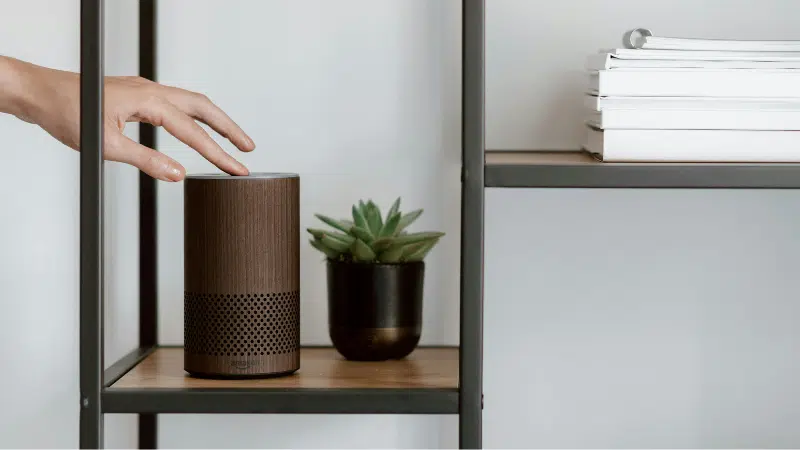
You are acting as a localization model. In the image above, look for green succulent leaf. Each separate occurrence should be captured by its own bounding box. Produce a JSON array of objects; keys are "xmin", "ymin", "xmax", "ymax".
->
[
  {"xmin": 378, "ymin": 245, "xmax": 405, "ymax": 263},
  {"xmin": 367, "ymin": 199, "xmax": 381, "ymax": 217},
  {"xmin": 352, "ymin": 205, "xmax": 369, "ymax": 231},
  {"xmin": 402, "ymin": 239, "xmax": 439, "ymax": 262},
  {"xmin": 315, "ymin": 214, "xmax": 352, "ymax": 234},
  {"xmin": 351, "ymin": 238, "xmax": 376, "ymax": 262},
  {"xmin": 339, "ymin": 219, "xmax": 355, "ymax": 228},
  {"xmin": 371, "ymin": 236, "xmax": 395, "ymax": 252},
  {"xmin": 379, "ymin": 212, "xmax": 401, "ymax": 237},
  {"xmin": 365, "ymin": 201, "xmax": 383, "ymax": 236},
  {"xmin": 391, "ymin": 231, "xmax": 445, "ymax": 247},
  {"xmin": 309, "ymin": 238, "xmax": 340, "ymax": 259},
  {"xmin": 306, "ymin": 227, "xmax": 326, "ymax": 239},
  {"xmin": 385, "ymin": 197, "xmax": 401, "ymax": 223},
  {"xmin": 401, "ymin": 241, "xmax": 427, "ymax": 257},
  {"xmin": 320, "ymin": 235, "xmax": 352, "ymax": 253},
  {"xmin": 350, "ymin": 226, "xmax": 374, "ymax": 244},
  {"xmin": 330, "ymin": 233, "xmax": 356, "ymax": 245},
  {"xmin": 396, "ymin": 209, "xmax": 423, "ymax": 233},
  {"xmin": 307, "ymin": 228, "xmax": 354, "ymax": 245}
]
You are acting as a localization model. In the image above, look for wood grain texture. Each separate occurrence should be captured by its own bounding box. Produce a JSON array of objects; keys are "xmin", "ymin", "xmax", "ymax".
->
[
  {"xmin": 112, "ymin": 347, "xmax": 459, "ymax": 389},
  {"xmin": 184, "ymin": 175, "xmax": 300, "ymax": 294}
]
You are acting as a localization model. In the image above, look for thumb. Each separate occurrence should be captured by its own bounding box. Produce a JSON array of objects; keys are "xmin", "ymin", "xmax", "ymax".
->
[{"xmin": 107, "ymin": 131, "xmax": 186, "ymax": 182}]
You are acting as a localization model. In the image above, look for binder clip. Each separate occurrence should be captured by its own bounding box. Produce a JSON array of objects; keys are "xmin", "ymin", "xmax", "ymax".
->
[{"xmin": 623, "ymin": 28, "xmax": 652, "ymax": 49}]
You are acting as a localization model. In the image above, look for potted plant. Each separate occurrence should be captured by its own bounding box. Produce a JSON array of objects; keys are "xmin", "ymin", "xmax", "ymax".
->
[{"xmin": 307, "ymin": 198, "xmax": 444, "ymax": 361}]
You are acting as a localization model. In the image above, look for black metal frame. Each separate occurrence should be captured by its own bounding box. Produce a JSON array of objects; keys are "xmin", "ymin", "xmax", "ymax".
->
[
  {"xmin": 103, "ymin": 388, "xmax": 459, "ymax": 415},
  {"xmin": 79, "ymin": 0, "xmax": 104, "ymax": 448},
  {"xmin": 103, "ymin": 347, "xmax": 156, "ymax": 388},
  {"xmin": 460, "ymin": 0, "xmax": 486, "ymax": 447},
  {"xmin": 137, "ymin": 1, "xmax": 159, "ymax": 448},
  {"xmin": 485, "ymin": 151, "xmax": 800, "ymax": 189},
  {"xmin": 78, "ymin": 0, "xmax": 486, "ymax": 448}
]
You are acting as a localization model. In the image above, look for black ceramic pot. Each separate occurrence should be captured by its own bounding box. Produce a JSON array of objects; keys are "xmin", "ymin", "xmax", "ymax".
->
[{"xmin": 326, "ymin": 259, "xmax": 424, "ymax": 361}]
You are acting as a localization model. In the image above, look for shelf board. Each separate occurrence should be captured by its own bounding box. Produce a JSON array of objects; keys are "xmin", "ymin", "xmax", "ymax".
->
[
  {"xmin": 102, "ymin": 346, "xmax": 458, "ymax": 414},
  {"xmin": 485, "ymin": 150, "xmax": 800, "ymax": 189}
]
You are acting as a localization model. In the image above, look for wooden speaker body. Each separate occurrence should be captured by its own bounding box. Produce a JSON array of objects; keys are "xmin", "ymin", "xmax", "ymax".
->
[{"xmin": 183, "ymin": 173, "xmax": 300, "ymax": 378}]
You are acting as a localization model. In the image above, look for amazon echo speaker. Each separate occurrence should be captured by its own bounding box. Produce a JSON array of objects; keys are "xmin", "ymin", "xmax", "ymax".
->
[{"xmin": 183, "ymin": 173, "xmax": 300, "ymax": 378}]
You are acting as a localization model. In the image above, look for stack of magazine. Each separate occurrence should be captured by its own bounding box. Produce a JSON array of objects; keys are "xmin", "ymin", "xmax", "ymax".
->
[{"xmin": 584, "ymin": 30, "xmax": 800, "ymax": 162}]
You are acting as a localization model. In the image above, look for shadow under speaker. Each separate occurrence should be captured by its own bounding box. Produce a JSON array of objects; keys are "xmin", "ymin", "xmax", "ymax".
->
[{"xmin": 183, "ymin": 173, "xmax": 300, "ymax": 378}]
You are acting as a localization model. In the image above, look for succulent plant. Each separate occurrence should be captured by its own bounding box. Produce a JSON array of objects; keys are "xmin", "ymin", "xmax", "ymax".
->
[{"xmin": 307, "ymin": 197, "xmax": 444, "ymax": 263}]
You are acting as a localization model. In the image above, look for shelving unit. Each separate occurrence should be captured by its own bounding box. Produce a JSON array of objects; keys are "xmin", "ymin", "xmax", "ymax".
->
[
  {"xmin": 81, "ymin": 1, "xmax": 800, "ymax": 448},
  {"xmin": 78, "ymin": 0, "xmax": 484, "ymax": 448}
]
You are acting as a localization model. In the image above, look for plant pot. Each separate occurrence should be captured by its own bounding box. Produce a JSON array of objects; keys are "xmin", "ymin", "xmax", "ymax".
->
[{"xmin": 326, "ymin": 259, "xmax": 424, "ymax": 361}]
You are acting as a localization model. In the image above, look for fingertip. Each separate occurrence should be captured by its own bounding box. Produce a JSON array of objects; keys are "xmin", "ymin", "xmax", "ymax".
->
[
  {"xmin": 239, "ymin": 135, "xmax": 256, "ymax": 152},
  {"xmin": 167, "ymin": 164, "xmax": 186, "ymax": 182},
  {"xmin": 234, "ymin": 164, "xmax": 250, "ymax": 176},
  {"xmin": 152, "ymin": 165, "xmax": 185, "ymax": 182},
  {"xmin": 218, "ymin": 158, "xmax": 249, "ymax": 177},
  {"xmin": 113, "ymin": 133, "xmax": 187, "ymax": 183}
]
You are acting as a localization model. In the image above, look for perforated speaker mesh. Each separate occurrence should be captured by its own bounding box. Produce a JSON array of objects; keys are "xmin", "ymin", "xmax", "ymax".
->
[{"xmin": 184, "ymin": 291, "xmax": 300, "ymax": 357}]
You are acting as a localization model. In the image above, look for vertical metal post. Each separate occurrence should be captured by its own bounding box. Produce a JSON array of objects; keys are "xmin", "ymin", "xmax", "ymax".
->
[
  {"xmin": 460, "ymin": 0, "xmax": 485, "ymax": 448},
  {"xmin": 79, "ymin": 0, "xmax": 105, "ymax": 448},
  {"xmin": 138, "ymin": 0, "xmax": 159, "ymax": 448}
]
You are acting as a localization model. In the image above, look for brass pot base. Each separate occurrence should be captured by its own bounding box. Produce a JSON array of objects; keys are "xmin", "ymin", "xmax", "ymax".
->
[{"xmin": 329, "ymin": 326, "xmax": 421, "ymax": 361}]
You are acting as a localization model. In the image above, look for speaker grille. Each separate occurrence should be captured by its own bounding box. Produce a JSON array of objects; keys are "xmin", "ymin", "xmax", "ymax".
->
[{"xmin": 184, "ymin": 291, "xmax": 300, "ymax": 357}]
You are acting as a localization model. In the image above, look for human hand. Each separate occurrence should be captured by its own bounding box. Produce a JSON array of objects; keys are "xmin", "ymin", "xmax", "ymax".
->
[{"xmin": 0, "ymin": 56, "xmax": 254, "ymax": 181}]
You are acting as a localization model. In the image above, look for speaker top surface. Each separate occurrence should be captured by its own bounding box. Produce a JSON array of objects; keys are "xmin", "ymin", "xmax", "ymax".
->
[{"xmin": 186, "ymin": 172, "xmax": 299, "ymax": 180}]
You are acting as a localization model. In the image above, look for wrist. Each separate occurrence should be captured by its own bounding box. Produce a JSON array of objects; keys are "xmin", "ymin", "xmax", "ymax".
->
[{"xmin": 0, "ymin": 56, "xmax": 37, "ymax": 122}]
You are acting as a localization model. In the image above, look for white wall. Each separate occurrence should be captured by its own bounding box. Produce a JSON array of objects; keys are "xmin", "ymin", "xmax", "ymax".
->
[
  {"xmin": 2, "ymin": 0, "xmax": 800, "ymax": 448},
  {"xmin": 0, "ymin": 1, "xmax": 81, "ymax": 447},
  {"xmin": 0, "ymin": 0, "xmax": 139, "ymax": 447}
]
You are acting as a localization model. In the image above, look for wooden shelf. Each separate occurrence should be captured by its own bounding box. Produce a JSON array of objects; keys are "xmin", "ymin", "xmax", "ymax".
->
[
  {"xmin": 102, "ymin": 346, "xmax": 459, "ymax": 414},
  {"xmin": 485, "ymin": 150, "xmax": 800, "ymax": 189}
]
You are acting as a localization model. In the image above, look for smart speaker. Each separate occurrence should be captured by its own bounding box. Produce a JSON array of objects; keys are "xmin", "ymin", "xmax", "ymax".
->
[{"xmin": 183, "ymin": 173, "xmax": 300, "ymax": 378}]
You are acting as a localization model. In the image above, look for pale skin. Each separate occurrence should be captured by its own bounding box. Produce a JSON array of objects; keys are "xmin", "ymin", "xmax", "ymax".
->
[{"xmin": 0, "ymin": 55, "xmax": 253, "ymax": 181}]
